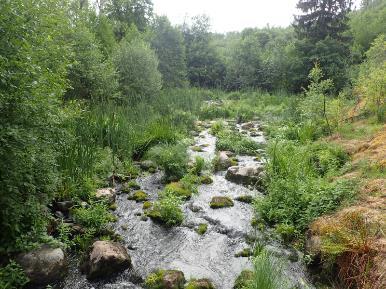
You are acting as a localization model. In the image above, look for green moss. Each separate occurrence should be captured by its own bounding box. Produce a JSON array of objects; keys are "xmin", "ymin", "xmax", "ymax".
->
[
  {"xmin": 121, "ymin": 180, "xmax": 141, "ymax": 193},
  {"xmin": 143, "ymin": 201, "xmax": 153, "ymax": 210},
  {"xmin": 196, "ymin": 223, "xmax": 208, "ymax": 235},
  {"xmin": 186, "ymin": 279, "xmax": 215, "ymax": 289},
  {"xmin": 209, "ymin": 196, "xmax": 234, "ymax": 209},
  {"xmin": 234, "ymin": 270, "xmax": 253, "ymax": 289},
  {"xmin": 109, "ymin": 203, "xmax": 117, "ymax": 211},
  {"xmin": 235, "ymin": 195, "xmax": 253, "ymax": 204},
  {"xmin": 200, "ymin": 175, "xmax": 213, "ymax": 184},
  {"xmin": 128, "ymin": 190, "xmax": 149, "ymax": 202},
  {"xmin": 235, "ymin": 248, "xmax": 253, "ymax": 257},
  {"xmin": 165, "ymin": 182, "xmax": 192, "ymax": 200},
  {"xmin": 145, "ymin": 270, "xmax": 185, "ymax": 289},
  {"xmin": 191, "ymin": 146, "xmax": 204, "ymax": 152}
]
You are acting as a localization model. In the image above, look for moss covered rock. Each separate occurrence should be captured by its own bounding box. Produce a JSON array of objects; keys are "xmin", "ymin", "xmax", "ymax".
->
[
  {"xmin": 235, "ymin": 195, "xmax": 253, "ymax": 204},
  {"xmin": 195, "ymin": 223, "xmax": 208, "ymax": 235},
  {"xmin": 234, "ymin": 248, "xmax": 253, "ymax": 258},
  {"xmin": 209, "ymin": 196, "xmax": 234, "ymax": 209},
  {"xmin": 143, "ymin": 201, "xmax": 153, "ymax": 210},
  {"xmin": 127, "ymin": 191, "xmax": 149, "ymax": 202},
  {"xmin": 165, "ymin": 182, "xmax": 192, "ymax": 200},
  {"xmin": 121, "ymin": 180, "xmax": 141, "ymax": 193},
  {"xmin": 234, "ymin": 270, "xmax": 253, "ymax": 289},
  {"xmin": 186, "ymin": 279, "xmax": 215, "ymax": 289},
  {"xmin": 200, "ymin": 175, "xmax": 213, "ymax": 185},
  {"xmin": 145, "ymin": 269, "xmax": 185, "ymax": 289},
  {"xmin": 191, "ymin": 146, "xmax": 204, "ymax": 152}
]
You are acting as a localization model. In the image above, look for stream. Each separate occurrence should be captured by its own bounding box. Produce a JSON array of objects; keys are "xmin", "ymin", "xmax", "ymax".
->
[{"xmin": 63, "ymin": 120, "xmax": 314, "ymax": 289}]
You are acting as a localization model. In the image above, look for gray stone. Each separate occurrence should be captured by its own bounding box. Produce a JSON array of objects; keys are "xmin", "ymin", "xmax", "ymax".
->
[
  {"xmin": 95, "ymin": 188, "xmax": 116, "ymax": 204},
  {"xmin": 225, "ymin": 165, "xmax": 264, "ymax": 186},
  {"xmin": 83, "ymin": 241, "xmax": 132, "ymax": 280},
  {"xmin": 16, "ymin": 245, "xmax": 67, "ymax": 286}
]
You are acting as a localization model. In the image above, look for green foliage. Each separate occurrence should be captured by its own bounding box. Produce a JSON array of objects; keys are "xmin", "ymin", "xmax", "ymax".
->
[
  {"xmin": 151, "ymin": 16, "xmax": 187, "ymax": 88},
  {"xmin": 216, "ymin": 130, "xmax": 262, "ymax": 155},
  {"xmin": 257, "ymin": 140, "xmax": 356, "ymax": 232},
  {"xmin": 190, "ymin": 156, "xmax": 206, "ymax": 175},
  {"xmin": 0, "ymin": 261, "xmax": 29, "ymax": 289},
  {"xmin": 147, "ymin": 191, "xmax": 184, "ymax": 227},
  {"xmin": 144, "ymin": 270, "xmax": 165, "ymax": 289},
  {"xmin": 184, "ymin": 15, "xmax": 226, "ymax": 88},
  {"xmin": 65, "ymin": 18, "xmax": 119, "ymax": 101},
  {"xmin": 114, "ymin": 38, "xmax": 162, "ymax": 102},
  {"xmin": 245, "ymin": 251, "xmax": 289, "ymax": 289},
  {"xmin": 349, "ymin": 0, "xmax": 386, "ymax": 53},
  {"xmin": 356, "ymin": 34, "xmax": 386, "ymax": 122},
  {"xmin": 72, "ymin": 202, "xmax": 114, "ymax": 232},
  {"xmin": 147, "ymin": 143, "xmax": 189, "ymax": 181},
  {"xmin": 0, "ymin": 0, "xmax": 71, "ymax": 253},
  {"xmin": 196, "ymin": 223, "xmax": 208, "ymax": 235}
]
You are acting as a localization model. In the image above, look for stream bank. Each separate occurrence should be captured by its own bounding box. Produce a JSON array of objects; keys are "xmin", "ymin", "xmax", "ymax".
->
[{"xmin": 63, "ymin": 120, "xmax": 314, "ymax": 289}]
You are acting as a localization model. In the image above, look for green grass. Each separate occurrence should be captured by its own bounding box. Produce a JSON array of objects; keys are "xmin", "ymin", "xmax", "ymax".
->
[
  {"xmin": 147, "ymin": 191, "xmax": 184, "ymax": 227},
  {"xmin": 257, "ymin": 140, "xmax": 357, "ymax": 234},
  {"xmin": 245, "ymin": 251, "xmax": 289, "ymax": 289},
  {"xmin": 216, "ymin": 130, "xmax": 263, "ymax": 155}
]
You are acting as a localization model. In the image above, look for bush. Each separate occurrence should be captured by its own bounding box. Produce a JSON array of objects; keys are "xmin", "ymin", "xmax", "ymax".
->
[
  {"xmin": 0, "ymin": 261, "xmax": 29, "ymax": 289},
  {"xmin": 114, "ymin": 38, "xmax": 162, "ymax": 102},
  {"xmin": 147, "ymin": 191, "xmax": 184, "ymax": 227},
  {"xmin": 72, "ymin": 202, "xmax": 114, "ymax": 232},
  {"xmin": 146, "ymin": 143, "xmax": 189, "ymax": 181},
  {"xmin": 216, "ymin": 130, "xmax": 262, "ymax": 155},
  {"xmin": 257, "ymin": 140, "xmax": 356, "ymax": 233}
]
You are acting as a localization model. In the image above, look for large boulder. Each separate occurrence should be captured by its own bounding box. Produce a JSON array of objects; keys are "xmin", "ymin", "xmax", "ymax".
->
[
  {"xmin": 95, "ymin": 188, "xmax": 116, "ymax": 204},
  {"xmin": 83, "ymin": 241, "xmax": 132, "ymax": 280},
  {"xmin": 16, "ymin": 245, "xmax": 67, "ymax": 286},
  {"xmin": 225, "ymin": 165, "xmax": 264, "ymax": 186},
  {"xmin": 163, "ymin": 270, "xmax": 185, "ymax": 289}
]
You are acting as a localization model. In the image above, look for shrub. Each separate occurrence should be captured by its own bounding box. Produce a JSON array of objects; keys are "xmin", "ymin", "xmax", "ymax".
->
[
  {"xmin": 72, "ymin": 202, "xmax": 114, "ymax": 232},
  {"xmin": 0, "ymin": 261, "xmax": 29, "ymax": 289},
  {"xmin": 147, "ymin": 191, "xmax": 183, "ymax": 227},
  {"xmin": 196, "ymin": 223, "xmax": 208, "ymax": 235},
  {"xmin": 147, "ymin": 143, "xmax": 189, "ymax": 181},
  {"xmin": 258, "ymin": 140, "xmax": 356, "ymax": 233},
  {"xmin": 216, "ymin": 131, "xmax": 262, "ymax": 155},
  {"xmin": 190, "ymin": 156, "xmax": 206, "ymax": 175},
  {"xmin": 114, "ymin": 38, "xmax": 162, "ymax": 102}
]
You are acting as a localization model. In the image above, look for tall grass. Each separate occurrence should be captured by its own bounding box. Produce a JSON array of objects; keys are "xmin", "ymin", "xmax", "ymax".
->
[{"xmin": 245, "ymin": 251, "xmax": 289, "ymax": 289}]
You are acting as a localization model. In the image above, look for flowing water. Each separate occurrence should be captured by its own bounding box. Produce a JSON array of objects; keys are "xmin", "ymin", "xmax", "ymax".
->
[{"xmin": 63, "ymin": 121, "xmax": 314, "ymax": 289}]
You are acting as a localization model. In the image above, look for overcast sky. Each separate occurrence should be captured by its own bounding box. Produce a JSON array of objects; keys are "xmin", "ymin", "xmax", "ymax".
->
[{"xmin": 153, "ymin": 0, "xmax": 362, "ymax": 33}]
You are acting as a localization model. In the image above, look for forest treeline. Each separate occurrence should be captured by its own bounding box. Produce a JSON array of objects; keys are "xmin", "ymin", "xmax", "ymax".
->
[{"xmin": 0, "ymin": 0, "xmax": 385, "ymax": 279}]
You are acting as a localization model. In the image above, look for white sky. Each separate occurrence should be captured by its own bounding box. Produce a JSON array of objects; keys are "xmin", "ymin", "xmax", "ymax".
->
[{"xmin": 153, "ymin": 0, "xmax": 362, "ymax": 33}]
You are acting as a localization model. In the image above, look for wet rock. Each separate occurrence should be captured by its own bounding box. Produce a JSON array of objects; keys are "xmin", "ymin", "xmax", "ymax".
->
[
  {"xmin": 200, "ymin": 175, "xmax": 213, "ymax": 184},
  {"xmin": 234, "ymin": 270, "xmax": 253, "ymax": 289},
  {"xmin": 234, "ymin": 248, "xmax": 253, "ymax": 258},
  {"xmin": 145, "ymin": 270, "xmax": 185, "ymax": 289},
  {"xmin": 241, "ymin": 122, "xmax": 255, "ymax": 130},
  {"xmin": 225, "ymin": 165, "xmax": 264, "ymax": 186},
  {"xmin": 235, "ymin": 195, "xmax": 254, "ymax": 204},
  {"xmin": 95, "ymin": 188, "xmax": 116, "ymax": 204},
  {"xmin": 215, "ymin": 151, "xmax": 233, "ymax": 170},
  {"xmin": 191, "ymin": 146, "xmax": 204, "ymax": 152},
  {"xmin": 140, "ymin": 160, "xmax": 157, "ymax": 171},
  {"xmin": 189, "ymin": 203, "xmax": 203, "ymax": 212},
  {"xmin": 163, "ymin": 270, "xmax": 185, "ymax": 288},
  {"xmin": 210, "ymin": 196, "xmax": 234, "ymax": 209},
  {"xmin": 55, "ymin": 200, "xmax": 74, "ymax": 213},
  {"xmin": 16, "ymin": 245, "xmax": 67, "ymax": 286},
  {"xmin": 121, "ymin": 181, "xmax": 141, "ymax": 193},
  {"xmin": 55, "ymin": 211, "xmax": 65, "ymax": 219},
  {"xmin": 186, "ymin": 278, "xmax": 215, "ymax": 289},
  {"xmin": 127, "ymin": 190, "xmax": 149, "ymax": 202},
  {"xmin": 82, "ymin": 241, "xmax": 132, "ymax": 280}
]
